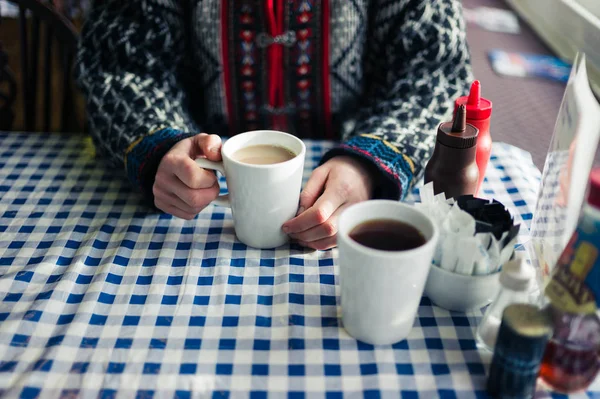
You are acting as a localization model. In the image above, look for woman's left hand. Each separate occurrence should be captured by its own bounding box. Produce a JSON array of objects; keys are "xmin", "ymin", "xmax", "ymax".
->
[{"xmin": 282, "ymin": 156, "xmax": 375, "ymax": 250}]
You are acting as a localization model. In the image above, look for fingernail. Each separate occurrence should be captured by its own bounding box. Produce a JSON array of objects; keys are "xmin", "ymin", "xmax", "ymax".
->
[
  {"xmin": 210, "ymin": 147, "xmax": 220, "ymax": 153},
  {"xmin": 296, "ymin": 207, "xmax": 305, "ymax": 216},
  {"xmin": 282, "ymin": 226, "xmax": 290, "ymax": 234}
]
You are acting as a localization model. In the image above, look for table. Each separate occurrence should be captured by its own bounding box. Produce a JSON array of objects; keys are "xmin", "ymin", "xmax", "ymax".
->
[{"xmin": 0, "ymin": 132, "xmax": 595, "ymax": 398}]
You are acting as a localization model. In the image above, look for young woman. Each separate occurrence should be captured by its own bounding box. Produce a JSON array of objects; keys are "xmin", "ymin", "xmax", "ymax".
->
[{"xmin": 75, "ymin": 0, "xmax": 472, "ymax": 249}]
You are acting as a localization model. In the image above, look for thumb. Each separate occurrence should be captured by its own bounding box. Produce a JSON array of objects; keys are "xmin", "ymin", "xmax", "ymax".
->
[
  {"xmin": 298, "ymin": 167, "xmax": 329, "ymax": 215},
  {"xmin": 192, "ymin": 133, "xmax": 222, "ymax": 161}
]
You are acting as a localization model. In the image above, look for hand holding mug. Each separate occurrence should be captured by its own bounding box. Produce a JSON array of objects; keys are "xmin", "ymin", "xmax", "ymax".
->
[
  {"xmin": 195, "ymin": 130, "xmax": 306, "ymax": 249},
  {"xmin": 282, "ymin": 156, "xmax": 375, "ymax": 250},
  {"xmin": 153, "ymin": 134, "xmax": 222, "ymax": 220}
]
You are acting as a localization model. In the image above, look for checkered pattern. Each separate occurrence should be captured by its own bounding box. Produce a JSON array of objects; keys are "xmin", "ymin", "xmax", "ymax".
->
[
  {"xmin": 527, "ymin": 150, "xmax": 571, "ymax": 278},
  {"xmin": 1, "ymin": 132, "xmax": 595, "ymax": 398}
]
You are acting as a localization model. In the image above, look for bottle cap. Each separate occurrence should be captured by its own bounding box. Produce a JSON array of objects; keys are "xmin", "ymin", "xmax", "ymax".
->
[
  {"xmin": 454, "ymin": 80, "xmax": 493, "ymax": 121},
  {"xmin": 499, "ymin": 255, "xmax": 534, "ymax": 292},
  {"xmin": 437, "ymin": 104, "xmax": 479, "ymax": 149},
  {"xmin": 587, "ymin": 168, "xmax": 600, "ymax": 209}
]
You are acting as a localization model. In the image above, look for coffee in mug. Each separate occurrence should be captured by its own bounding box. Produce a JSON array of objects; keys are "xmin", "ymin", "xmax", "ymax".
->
[
  {"xmin": 338, "ymin": 200, "xmax": 439, "ymax": 345},
  {"xmin": 349, "ymin": 219, "xmax": 426, "ymax": 251},
  {"xmin": 232, "ymin": 144, "xmax": 296, "ymax": 165},
  {"xmin": 195, "ymin": 130, "xmax": 306, "ymax": 249}
]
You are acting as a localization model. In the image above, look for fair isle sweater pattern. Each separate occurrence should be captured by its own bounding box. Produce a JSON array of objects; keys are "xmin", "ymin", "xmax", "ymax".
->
[{"xmin": 74, "ymin": 0, "xmax": 472, "ymax": 201}]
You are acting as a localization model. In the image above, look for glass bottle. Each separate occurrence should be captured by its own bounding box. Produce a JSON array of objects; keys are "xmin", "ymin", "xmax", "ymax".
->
[
  {"xmin": 538, "ymin": 168, "xmax": 600, "ymax": 393},
  {"xmin": 476, "ymin": 255, "xmax": 535, "ymax": 351}
]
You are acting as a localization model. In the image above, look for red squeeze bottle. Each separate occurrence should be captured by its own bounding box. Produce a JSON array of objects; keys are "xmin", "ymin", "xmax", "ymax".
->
[{"xmin": 454, "ymin": 81, "xmax": 492, "ymax": 196}]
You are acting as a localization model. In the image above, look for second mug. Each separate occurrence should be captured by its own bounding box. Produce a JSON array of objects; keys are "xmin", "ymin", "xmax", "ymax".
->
[
  {"xmin": 338, "ymin": 200, "xmax": 439, "ymax": 345},
  {"xmin": 195, "ymin": 130, "xmax": 306, "ymax": 249}
]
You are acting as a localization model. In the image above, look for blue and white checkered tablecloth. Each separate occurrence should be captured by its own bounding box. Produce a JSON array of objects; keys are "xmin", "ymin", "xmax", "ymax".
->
[{"xmin": 0, "ymin": 132, "xmax": 596, "ymax": 398}]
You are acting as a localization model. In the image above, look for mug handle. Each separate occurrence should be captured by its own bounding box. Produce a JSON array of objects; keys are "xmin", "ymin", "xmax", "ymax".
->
[{"xmin": 195, "ymin": 158, "xmax": 230, "ymax": 207}]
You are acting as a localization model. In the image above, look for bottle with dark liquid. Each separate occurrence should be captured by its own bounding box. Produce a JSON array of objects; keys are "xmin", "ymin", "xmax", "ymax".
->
[
  {"xmin": 539, "ymin": 168, "xmax": 600, "ymax": 393},
  {"xmin": 424, "ymin": 104, "xmax": 479, "ymax": 199},
  {"xmin": 539, "ymin": 309, "xmax": 600, "ymax": 392}
]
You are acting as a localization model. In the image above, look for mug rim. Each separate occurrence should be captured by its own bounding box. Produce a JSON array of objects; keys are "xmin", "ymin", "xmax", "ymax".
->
[
  {"xmin": 222, "ymin": 130, "xmax": 306, "ymax": 169},
  {"xmin": 338, "ymin": 200, "xmax": 439, "ymax": 259}
]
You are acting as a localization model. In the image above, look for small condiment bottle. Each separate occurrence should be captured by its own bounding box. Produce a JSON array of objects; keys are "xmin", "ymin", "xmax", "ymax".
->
[
  {"xmin": 424, "ymin": 104, "xmax": 479, "ymax": 199},
  {"xmin": 486, "ymin": 304, "xmax": 552, "ymax": 399},
  {"xmin": 476, "ymin": 255, "xmax": 535, "ymax": 351},
  {"xmin": 454, "ymin": 80, "xmax": 493, "ymax": 196}
]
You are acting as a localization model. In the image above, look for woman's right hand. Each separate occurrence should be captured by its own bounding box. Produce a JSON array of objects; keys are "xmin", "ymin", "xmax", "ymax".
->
[{"xmin": 153, "ymin": 133, "xmax": 223, "ymax": 219}]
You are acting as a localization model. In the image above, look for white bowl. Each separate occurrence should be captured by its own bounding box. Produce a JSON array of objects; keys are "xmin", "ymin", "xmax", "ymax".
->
[{"xmin": 424, "ymin": 264, "xmax": 501, "ymax": 312}]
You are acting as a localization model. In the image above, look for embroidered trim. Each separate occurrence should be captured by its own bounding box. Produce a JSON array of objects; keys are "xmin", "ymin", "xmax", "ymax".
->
[
  {"xmin": 221, "ymin": 0, "xmax": 235, "ymax": 132},
  {"xmin": 321, "ymin": 0, "xmax": 332, "ymax": 138},
  {"xmin": 321, "ymin": 134, "xmax": 415, "ymax": 200},
  {"xmin": 123, "ymin": 124, "xmax": 167, "ymax": 169},
  {"xmin": 228, "ymin": 0, "xmax": 266, "ymax": 133},
  {"xmin": 361, "ymin": 133, "xmax": 415, "ymax": 173},
  {"xmin": 125, "ymin": 127, "xmax": 195, "ymax": 195},
  {"xmin": 286, "ymin": 0, "xmax": 323, "ymax": 138}
]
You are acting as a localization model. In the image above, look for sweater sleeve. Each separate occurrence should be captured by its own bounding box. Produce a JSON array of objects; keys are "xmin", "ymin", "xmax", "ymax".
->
[
  {"xmin": 74, "ymin": 0, "xmax": 199, "ymax": 198},
  {"xmin": 321, "ymin": 0, "xmax": 473, "ymax": 200}
]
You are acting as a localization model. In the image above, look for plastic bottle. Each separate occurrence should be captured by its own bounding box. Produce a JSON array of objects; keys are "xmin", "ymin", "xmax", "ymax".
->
[
  {"xmin": 539, "ymin": 168, "xmax": 600, "ymax": 394},
  {"xmin": 424, "ymin": 104, "xmax": 479, "ymax": 199},
  {"xmin": 476, "ymin": 255, "xmax": 535, "ymax": 351},
  {"xmin": 454, "ymin": 80, "xmax": 492, "ymax": 196}
]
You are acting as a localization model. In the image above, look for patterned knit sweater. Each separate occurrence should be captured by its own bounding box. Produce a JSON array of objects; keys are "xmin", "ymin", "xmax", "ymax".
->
[{"xmin": 74, "ymin": 0, "xmax": 472, "ymax": 201}]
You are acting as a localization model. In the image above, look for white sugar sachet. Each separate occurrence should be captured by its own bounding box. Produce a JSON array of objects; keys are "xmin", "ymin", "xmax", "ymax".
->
[
  {"xmin": 478, "ymin": 232, "xmax": 493, "ymax": 250},
  {"xmin": 473, "ymin": 233, "xmax": 494, "ymax": 275},
  {"xmin": 473, "ymin": 251, "xmax": 492, "ymax": 275},
  {"xmin": 417, "ymin": 183, "xmax": 517, "ymax": 276},
  {"xmin": 488, "ymin": 236, "xmax": 502, "ymax": 273},
  {"xmin": 442, "ymin": 205, "xmax": 476, "ymax": 236},
  {"xmin": 440, "ymin": 235, "xmax": 459, "ymax": 272},
  {"xmin": 433, "ymin": 240, "xmax": 444, "ymax": 267},
  {"xmin": 419, "ymin": 182, "xmax": 436, "ymax": 205},
  {"xmin": 418, "ymin": 183, "xmax": 452, "ymax": 227},
  {"xmin": 454, "ymin": 238, "xmax": 478, "ymax": 275}
]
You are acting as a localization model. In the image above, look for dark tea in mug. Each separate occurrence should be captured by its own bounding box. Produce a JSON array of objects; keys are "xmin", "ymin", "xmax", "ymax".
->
[{"xmin": 349, "ymin": 219, "xmax": 426, "ymax": 251}]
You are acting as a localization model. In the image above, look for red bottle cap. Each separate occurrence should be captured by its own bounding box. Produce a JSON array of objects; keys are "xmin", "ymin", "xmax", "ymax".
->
[
  {"xmin": 455, "ymin": 80, "xmax": 493, "ymax": 121},
  {"xmin": 587, "ymin": 168, "xmax": 600, "ymax": 209}
]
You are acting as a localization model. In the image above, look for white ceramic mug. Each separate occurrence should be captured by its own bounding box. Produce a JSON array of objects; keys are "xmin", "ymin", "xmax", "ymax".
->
[
  {"xmin": 337, "ymin": 200, "xmax": 439, "ymax": 345},
  {"xmin": 195, "ymin": 130, "xmax": 306, "ymax": 249}
]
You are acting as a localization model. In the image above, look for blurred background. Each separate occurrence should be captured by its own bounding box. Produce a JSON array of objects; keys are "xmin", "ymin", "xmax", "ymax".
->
[{"xmin": 0, "ymin": 0, "xmax": 599, "ymax": 169}]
